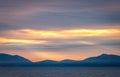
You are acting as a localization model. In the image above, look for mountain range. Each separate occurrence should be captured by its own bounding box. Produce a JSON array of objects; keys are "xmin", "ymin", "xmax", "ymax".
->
[{"xmin": 0, "ymin": 53, "xmax": 120, "ymax": 66}]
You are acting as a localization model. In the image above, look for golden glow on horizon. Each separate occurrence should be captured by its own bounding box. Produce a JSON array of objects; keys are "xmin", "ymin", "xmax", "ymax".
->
[
  {"xmin": 30, "ymin": 51, "xmax": 86, "ymax": 62},
  {"xmin": 0, "ymin": 51, "xmax": 87, "ymax": 62}
]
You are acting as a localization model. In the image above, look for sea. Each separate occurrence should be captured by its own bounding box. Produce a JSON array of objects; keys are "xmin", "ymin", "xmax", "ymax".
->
[{"xmin": 0, "ymin": 67, "xmax": 120, "ymax": 77}]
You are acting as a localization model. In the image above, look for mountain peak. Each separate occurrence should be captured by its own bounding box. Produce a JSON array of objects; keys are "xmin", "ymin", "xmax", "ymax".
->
[
  {"xmin": 42, "ymin": 60, "xmax": 57, "ymax": 62},
  {"xmin": 0, "ymin": 53, "xmax": 12, "ymax": 56},
  {"xmin": 0, "ymin": 53, "xmax": 20, "ymax": 57},
  {"xmin": 99, "ymin": 53, "xmax": 120, "ymax": 57},
  {"xmin": 0, "ymin": 53, "xmax": 31, "ymax": 64},
  {"xmin": 60, "ymin": 59, "xmax": 76, "ymax": 63},
  {"xmin": 100, "ymin": 53, "xmax": 108, "ymax": 56},
  {"xmin": 61, "ymin": 59, "xmax": 74, "ymax": 61}
]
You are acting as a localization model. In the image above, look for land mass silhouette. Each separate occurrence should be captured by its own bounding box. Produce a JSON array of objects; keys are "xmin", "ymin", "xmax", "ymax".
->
[{"xmin": 0, "ymin": 53, "xmax": 120, "ymax": 67}]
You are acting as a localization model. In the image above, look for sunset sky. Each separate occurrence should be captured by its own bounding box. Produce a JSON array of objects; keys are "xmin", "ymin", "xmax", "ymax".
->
[{"xmin": 0, "ymin": 0, "xmax": 120, "ymax": 62}]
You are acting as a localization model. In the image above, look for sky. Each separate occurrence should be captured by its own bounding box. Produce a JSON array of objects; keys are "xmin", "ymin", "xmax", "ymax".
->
[{"xmin": 0, "ymin": 0, "xmax": 120, "ymax": 62}]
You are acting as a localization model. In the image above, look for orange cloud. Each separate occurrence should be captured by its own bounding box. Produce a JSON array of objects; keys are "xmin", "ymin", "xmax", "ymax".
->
[
  {"xmin": 0, "ymin": 28, "xmax": 119, "ymax": 46},
  {"xmin": 6, "ymin": 28, "xmax": 119, "ymax": 39},
  {"xmin": 0, "ymin": 37, "xmax": 47, "ymax": 44}
]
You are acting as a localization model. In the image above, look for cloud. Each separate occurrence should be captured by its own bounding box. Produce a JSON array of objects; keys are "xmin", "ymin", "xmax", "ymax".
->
[
  {"xmin": 0, "ymin": 26, "xmax": 119, "ymax": 52},
  {"xmin": 0, "ymin": 0, "xmax": 120, "ymax": 60},
  {"xmin": 0, "ymin": 37, "xmax": 48, "ymax": 45},
  {"xmin": 103, "ymin": 12, "xmax": 120, "ymax": 24},
  {"xmin": 0, "ymin": 38, "xmax": 95, "ymax": 51},
  {"xmin": 0, "ymin": 44, "xmax": 27, "ymax": 51},
  {"xmin": 99, "ymin": 40, "xmax": 120, "ymax": 46},
  {"xmin": 0, "ymin": 29, "xmax": 119, "ymax": 40},
  {"xmin": 0, "ymin": 23, "xmax": 21, "ymax": 30},
  {"xmin": 26, "ymin": 40, "xmax": 95, "ymax": 51},
  {"xmin": 0, "ymin": 0, "xmax": 120, "ymax": 27},
  {"xmin": 0, "ymin": 28, "xmax": 119, "ymax": 52},
  {"xmin": 0, "ymin": 0, "xmax": 59, "ymax": 23}
]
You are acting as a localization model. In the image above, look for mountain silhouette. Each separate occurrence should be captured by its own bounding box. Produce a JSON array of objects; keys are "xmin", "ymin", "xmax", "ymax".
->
[
  {"xmin": 76, "ymin": 54, "xmax": 120, "ymax": 66},
  {"xmin": 80, "ymin": 54, "xmax": 120, "ymax": 66},
  {"xmin": 60, "ymin": 59, "xmax": 76, "ymax": 63},
  {"xmin": 0, "ymin": 53, "xmax": 31, "ymax": 66},
  {"xmin": 83, "ymin": 54, "xmax": 120, "ymax": 63},
  {"xmin": 35, "ymin": 60, "xmax": 58, "ymax": 66},
  {"xmin": 0, "ymin": 53, "xmax": 120, "ymax": 66},
  {"xmin": 38, "ymin": 60, "xmax": 58, "ymax": 63}
]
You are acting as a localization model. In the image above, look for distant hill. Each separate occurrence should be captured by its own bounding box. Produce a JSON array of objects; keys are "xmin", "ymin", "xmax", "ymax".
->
[
  {"xmin": 34, "ymin": 60, "xmax": 59, "ymax": 66},
  {"xmin": 0, "ymin": 53, "xmax": 120, "ymax": 66},
  {"xmin": 76, "ymin": 54, "xmax": 120, "ymax": 66},
  {"xmin": 60, "ymin": 59, "xmax": 77, "ymax": 63},
  {"xmin": 82, "ymin": 54, "xmax": 120, "ymax": 63},
  {"xmin": 0, "ymin": 53, "xmax": 31, "ymax": 66}
]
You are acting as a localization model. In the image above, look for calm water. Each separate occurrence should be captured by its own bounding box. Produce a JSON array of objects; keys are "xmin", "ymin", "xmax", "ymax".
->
[{"xmin": 0, "ymin": 67, "xmax": 120, "ymax": 77}]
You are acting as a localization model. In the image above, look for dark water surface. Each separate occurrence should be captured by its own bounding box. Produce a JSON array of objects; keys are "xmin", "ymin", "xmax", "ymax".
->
[{"xmin": 0, "ymin": 67, "xmax": 120, "ymax": 77}]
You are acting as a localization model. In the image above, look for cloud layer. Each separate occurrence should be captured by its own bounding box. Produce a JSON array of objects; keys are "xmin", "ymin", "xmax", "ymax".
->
[{"xmin": 0, "ymin": 0, "xmax": 120, "ymax": 61}]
